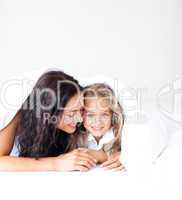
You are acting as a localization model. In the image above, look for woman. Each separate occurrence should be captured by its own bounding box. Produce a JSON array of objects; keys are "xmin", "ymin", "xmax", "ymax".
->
[{"xmin": 0, "ymin": 70, "xmax": 122, "ymax": 171}]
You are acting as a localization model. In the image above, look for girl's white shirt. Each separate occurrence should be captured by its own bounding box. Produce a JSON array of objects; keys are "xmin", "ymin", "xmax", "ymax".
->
[{"xmin": 87, "ymin": 129, "xmax": 114, "ymax": 150}]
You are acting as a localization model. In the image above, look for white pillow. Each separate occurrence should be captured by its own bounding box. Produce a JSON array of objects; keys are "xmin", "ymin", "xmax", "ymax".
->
[{"xmin": 121, "ymin": 112, "xmax": 169, "ymax": 172}]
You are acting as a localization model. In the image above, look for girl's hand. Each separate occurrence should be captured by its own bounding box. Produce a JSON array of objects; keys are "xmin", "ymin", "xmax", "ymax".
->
[
  {"xmin": 53, "ymin": 148, "xmax": 97, "ymax": 172},
  {"xmin": 100, "ymin": 152, "xmax": 125, "ymax": 171}
]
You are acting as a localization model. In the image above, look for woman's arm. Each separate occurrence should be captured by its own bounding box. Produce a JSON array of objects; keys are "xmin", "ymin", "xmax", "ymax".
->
[
  {"xmin": 0, "ymin": 115, "xmax": 97, "ymax": 171},
  {"xmin": 0, "ymin": 149, "xmax": 97, "ymax": 172},
  {"xmin": 0, "ymin": 114, "xmax": 54, "ymax": 171},
  {"xmin": 0, "ymin": 112, "xmax": 20, "ymax": 156},
  {"xmin": 0, "ymin": 156, "xmax": 55, "ymax": 171},
  {"xmin": 0, "ymin": 150, "xmax": 97, "ymax": 172}
]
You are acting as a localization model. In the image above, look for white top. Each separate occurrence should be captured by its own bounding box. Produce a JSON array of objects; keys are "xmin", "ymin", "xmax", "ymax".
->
[
  {"xmin": 87, "ymin": 129, "xmax": 115, "ymax": 150},
  {"xmin": 10, "ymin": 137, "xmax": 19, "ymax": 157}
]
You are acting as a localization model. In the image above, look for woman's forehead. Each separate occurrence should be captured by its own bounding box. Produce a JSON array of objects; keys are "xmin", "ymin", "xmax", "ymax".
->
[{"xmin": 65, "ymin": 94, "xmax": 82, "ymax": 111}]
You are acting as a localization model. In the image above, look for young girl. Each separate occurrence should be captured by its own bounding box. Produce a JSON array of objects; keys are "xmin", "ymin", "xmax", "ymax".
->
[{"xmin": 79, "ymin": 83, "xmax": 125, "ymax": 170}]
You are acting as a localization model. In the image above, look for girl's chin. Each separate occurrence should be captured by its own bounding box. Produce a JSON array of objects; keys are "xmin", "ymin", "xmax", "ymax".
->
[{"xmin": 91, "ymin": 131, "xmax": 105, "ymax": 138}]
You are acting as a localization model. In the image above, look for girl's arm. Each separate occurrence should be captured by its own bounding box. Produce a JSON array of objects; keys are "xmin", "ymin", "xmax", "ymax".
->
[
  {"xmin": 101, "ymin": 152, "xmax": 125, "ymax": 171},
  {"xmin": 87, "ymin": 149, "xmax": 108, "ymax": 164},
  {"xmin": 87, "ymin": 149, "xmax": 125, "ymax": 171}
]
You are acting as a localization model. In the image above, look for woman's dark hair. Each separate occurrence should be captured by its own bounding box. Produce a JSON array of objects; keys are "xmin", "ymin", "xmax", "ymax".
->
[{"xmin": 16, "ymin": 70, "xmax": 83, "ymax": 159}]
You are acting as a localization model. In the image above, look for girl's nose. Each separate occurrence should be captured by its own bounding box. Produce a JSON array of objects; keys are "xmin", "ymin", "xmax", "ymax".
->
[{"xmin": 92, "ymin": 116, "xmax": 102, "ymax": 126}]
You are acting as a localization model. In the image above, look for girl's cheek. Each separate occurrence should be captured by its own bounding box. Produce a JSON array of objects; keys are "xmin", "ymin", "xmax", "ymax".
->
[
  {"xmin": 83, "ymin": 118, "xmax": 89, "ymax": 127},
  {"xmin": 103, "ymin": 120, "xmax": 111, "ymax": 128},
  {"xmin": 84, "ymin": 118, "xmax": 93, "ymax": 129},
  {"xmin": 86, "ymin": 119, "xmax": 91, "ymax": 127}
]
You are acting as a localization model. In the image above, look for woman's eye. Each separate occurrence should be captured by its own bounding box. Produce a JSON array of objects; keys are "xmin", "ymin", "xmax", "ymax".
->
[{"xmin": 65, "ymin": 112, "xmax": 74, "ymax": 117}]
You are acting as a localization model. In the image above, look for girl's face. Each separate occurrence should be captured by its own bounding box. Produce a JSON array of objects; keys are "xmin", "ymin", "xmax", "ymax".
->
[
  {"xmin": 57, "ymin": 94, "xmax": 83, "ymax": 134},
  {"xmin": 83, "ymin": 98, "xmax": 112, "ymax": 139}
]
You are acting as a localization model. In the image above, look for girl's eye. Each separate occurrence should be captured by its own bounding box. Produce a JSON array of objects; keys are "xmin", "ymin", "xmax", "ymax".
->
[
  {"xmin": 86, "ymin": 113, "xmax": 95, "ymax": 118},
  {"xmin": 66, "ymin": 114, "xmax": 73, "ymax": 118},
  {"xmin": 102, "ymin": 113, "xmax": 110, "ymax": 117}
]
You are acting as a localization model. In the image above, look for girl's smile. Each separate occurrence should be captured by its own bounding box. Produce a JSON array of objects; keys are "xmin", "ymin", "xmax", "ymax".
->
[{"xmin": 83, "ymin": 98, "xmax": 112, "ymax": 138}]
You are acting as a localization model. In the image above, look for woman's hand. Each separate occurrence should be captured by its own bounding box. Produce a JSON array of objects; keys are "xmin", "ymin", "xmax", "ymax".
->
[
  {"xmin": 53, "ymin": 148, "xmax": 97, "ymax": 172},
  {"xmin": 100, "ymin": 152, "xmax": 125, "ymax": 171}
]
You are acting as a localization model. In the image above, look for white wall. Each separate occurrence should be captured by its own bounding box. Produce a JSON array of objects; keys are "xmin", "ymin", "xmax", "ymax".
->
[{"xmin": 0, "ymin": 0, "xmax": 181, "ymax": 96}]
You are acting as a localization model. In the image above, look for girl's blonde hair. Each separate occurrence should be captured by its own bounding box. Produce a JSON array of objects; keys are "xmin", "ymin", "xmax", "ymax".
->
[{"xmin": 81, "ymin": 83, "xmax": 124, "ymax": 155}]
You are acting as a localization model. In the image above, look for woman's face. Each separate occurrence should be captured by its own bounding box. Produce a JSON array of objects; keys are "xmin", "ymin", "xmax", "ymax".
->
[{"xmin": 57, "ymin": 94, "xmax": 83, "ymax": 134}]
